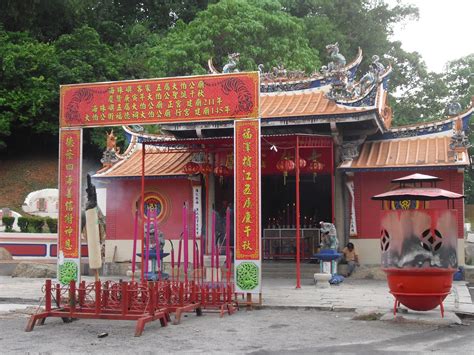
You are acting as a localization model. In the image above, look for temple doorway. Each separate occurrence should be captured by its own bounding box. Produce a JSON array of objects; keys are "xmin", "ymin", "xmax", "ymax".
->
[{"xmin": 261, "ymin": 174, "xmax": 331, "ymax": 260}]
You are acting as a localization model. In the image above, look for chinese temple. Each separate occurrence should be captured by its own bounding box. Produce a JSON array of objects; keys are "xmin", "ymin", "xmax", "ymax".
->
[{"xmin": 92, "ymin": 45, "xmax": 473, "ymax": 270}]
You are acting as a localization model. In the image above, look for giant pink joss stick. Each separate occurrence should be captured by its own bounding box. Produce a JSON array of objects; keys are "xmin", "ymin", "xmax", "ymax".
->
[
  {"xmin": 192, "ymin": 209, "xmax": 197, "ymax": 282},
  {"xmin": 183, "ymin": 203, "xmax": 189, "ymax": 282},
  {"xmin": 215, "ymin": 215, "xmax": 220, "ymax": 284},
  {"xmin": 131, "ymin": 210, "xmax": 139, "ymax": 281},
  {"xmin": 154, "ymin": 214, "xmax": 160, "ymax": 280},
  {"xmin": 177, "ymin": 237, "xmax": 182, "ymax": 281},
  {"xmin": 225, "ymin": 207, "xmax": 231, "ymax": 283},
  {"xmin": 211, "ymin": 210, "xmax": 216, "ymax": 284},
  {"xmin": 170, "ymin": 240, "xmax": 175, "ymax": 282},
  {"xmin": 200, "ymin": 226, "xmax": 205, "ymax": 284},
  {"xmin": 144, "ymin": 212, "xmax": 151, "ymax": 275}
]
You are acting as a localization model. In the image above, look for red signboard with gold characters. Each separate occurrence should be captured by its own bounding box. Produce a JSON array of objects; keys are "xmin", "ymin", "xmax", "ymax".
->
[
  {"xmin": 58, "ymin": 129, "xmax": 82, "ymax": 258},
  {"xmin": 234, "ymin": 120, "xmax": 261, "ymax": 261},
  {"xmin": 60, "ymin": 72, "xmax": 259, "ymax": 128}
]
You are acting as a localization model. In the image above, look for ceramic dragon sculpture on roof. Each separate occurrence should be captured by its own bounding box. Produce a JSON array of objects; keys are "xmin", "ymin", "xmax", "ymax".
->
[
  {"xmin": 325, "ymin": 53, "xmax": 389, "ymax": 102},
  {"xmin": 208, "ymin": 45, "xmax": 363, "ymax": 92},
  {"xmin": 222, "ymin": 52, "xmax": 240, "ymax": 73}
]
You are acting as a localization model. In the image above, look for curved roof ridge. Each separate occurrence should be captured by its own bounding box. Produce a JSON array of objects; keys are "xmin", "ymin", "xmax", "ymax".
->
[{"xmin": 391, "ymin": 106, "xmax": 473, "ymax": 131}]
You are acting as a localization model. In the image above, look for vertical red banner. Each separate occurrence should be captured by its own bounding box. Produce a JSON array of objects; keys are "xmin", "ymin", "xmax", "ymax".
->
[
  {"xmin": 234, "ymin": 120, "xmax": 261, "ymax": 260},
  {"xmin": 58, "ymin": 129, "xmax": 82, "ymax": 258}
]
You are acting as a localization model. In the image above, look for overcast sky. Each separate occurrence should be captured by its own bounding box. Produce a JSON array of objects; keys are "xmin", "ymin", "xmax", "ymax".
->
[{"xmin": 388, "ymin": 0, "xmax": 474, "ymax": 72}]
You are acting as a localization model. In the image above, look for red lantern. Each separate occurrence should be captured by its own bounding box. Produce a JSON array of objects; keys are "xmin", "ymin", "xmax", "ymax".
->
[
  {"xmin": 308, "ymin": 160, "xmax": 324, "ymax": 182},
  {"xmin": 276, "ymin": 156, "xmax": 295, "ymax": 185},
  {"xmin": 214, "ymin": 165, "xmax": 230, "ymax": 184},
  {"xmin": 183, "ymin": 161, "xmax": 200, "ymax": 176},
  {"xmin": 199, "ymin": 162, "xmax": 213, "ymax": 175},
  {"xmin": 299, "ymin": 157, "xmax": 307, "ymax": 169}
]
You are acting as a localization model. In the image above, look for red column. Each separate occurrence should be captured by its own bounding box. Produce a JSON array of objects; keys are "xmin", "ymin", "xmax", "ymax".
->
[
  {"xmin": 295, "ymin": 137, "xmax": 301, "ymax": 289},
  {"xmin": 141, "ymin": 143, "xmax": 146, "ymax": 283},
  {"xmin": 331, "ymin": 141, "xmax": 335, "ymax": 223}
]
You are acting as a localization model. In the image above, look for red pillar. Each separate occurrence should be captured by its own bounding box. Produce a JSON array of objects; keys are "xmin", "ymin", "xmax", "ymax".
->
[
  {"xmin": 331, "ymin": 141, "xmax": 335, "ymax": 223},
  {"xmin": 205, "ymin": 170, "xmax": 209, "ymax": 254},
  {"xmin": 295, "ymin": 136, "xmax": 301, "ymax": 289},
  {"xmin": 140, "ymin": 143, "xmax": 146, "ymax": 283}
]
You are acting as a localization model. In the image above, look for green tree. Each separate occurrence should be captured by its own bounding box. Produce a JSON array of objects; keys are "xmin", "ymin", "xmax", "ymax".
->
[
  {"xmin": 54, "ymin": 26, "xmax": 128, "ymax": 152},
  {"xmin": 280, "ymin": 0, "xmax": 419, "ymax": 68},
  {"xmin": 0, "ymin": 0, "xmax": 88, "ymax": 41},
  {"xmin": 391, "ymin": 53, "xmax": 473, "ymax": 125},
  {"xmin": 55, "ymin": 26, "xmax": 123, "ymax": 84},
  {"xmin": 0, "ymin": 29, "xmax": 59, "ymax": 149},
  {"xmin": 149, "ymin": 0, "xmax": 320, "ymax": 77}
]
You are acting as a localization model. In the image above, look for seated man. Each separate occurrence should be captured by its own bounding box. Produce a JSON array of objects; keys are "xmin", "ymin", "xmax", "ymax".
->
[{"xmin": 342, "ymin": 242, "xmax": 359, "ymax": 277}]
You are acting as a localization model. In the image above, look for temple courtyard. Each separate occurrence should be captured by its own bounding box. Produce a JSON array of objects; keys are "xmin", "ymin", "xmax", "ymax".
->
[
  {"xmin": 0, "ymin": 275, "xmax": 473, "ymax": 353},
  {"xmin": 0, "ymin": 303, "xmax": 473, "ymax": 353}
]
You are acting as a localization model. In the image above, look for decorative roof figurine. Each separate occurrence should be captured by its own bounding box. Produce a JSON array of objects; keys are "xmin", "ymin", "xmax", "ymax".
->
[
  {"xmin": 450, "ymin": 117, "xmax": 471, "ymax": 160},
  {"xmin": 326, "ymin": 53, "xmax": 387, "ymax": 102},
  {"xmin": 208, "ymin": 47, "xmax": 363, "ymax": 93},
  {"xmin": 99, "ymin": 130, "xmax": 122, "ymax": 172},
  {"xmin": 222, "ymin": 52, "xmax": 240, "ymax": 73},
  {"xmin": 325, "ymin": 42, "xmax": 346, "ymax": 72},
  {"xmin": 446, "ymin": 101, "xmax": 462, "ymax": 116},
  {"xmin": 257, "ymin": 63, "xmax": 305, "ymax": 83}
]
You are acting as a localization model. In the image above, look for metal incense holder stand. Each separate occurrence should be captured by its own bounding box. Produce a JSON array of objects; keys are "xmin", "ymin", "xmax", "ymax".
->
[
  {"xmin": 26, "ymin": 279, "xmax": 236, "ymax": 336},
  {"xmin": 372, "ymin": 174, "xmax": 463, "ymax": 317}
]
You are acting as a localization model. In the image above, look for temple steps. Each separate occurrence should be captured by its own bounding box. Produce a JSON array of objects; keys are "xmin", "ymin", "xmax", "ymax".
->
[{"xmin": 262, "ymin": 260, "xmax": 320, "ymax": 279}]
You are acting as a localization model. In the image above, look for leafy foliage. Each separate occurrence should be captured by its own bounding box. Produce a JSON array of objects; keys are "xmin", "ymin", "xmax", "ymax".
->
[
  {"xmin": 0, "ymin": 29, "xmax": 59, "ymax": 149},
  {"xmin": 149, "ymin": 0, "xmax": 320, "ymax": 76},
  {"xmin": 46, "ymin": 217, "xmax": 58, "ymax": 233},
  {"xmin": 17, "ymin": 217, "xmax": 29, "ymax": 232},
  {"xmin": 2, "ymin": 216, "xmax": 15, "ymax": 232},
  {"xmin": 391, "ymin": 53, "xmax": 473, "ymax": 125},
  {"xmin": 0, "ymin": 0, "xmax": 427, "ymax": 152},
  {"xmin": 0, "ymin": 0, "xmax": 471, "ymax": 167}
]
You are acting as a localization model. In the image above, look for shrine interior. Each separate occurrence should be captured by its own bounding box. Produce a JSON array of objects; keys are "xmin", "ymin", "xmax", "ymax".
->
[{"xmin": 213, "ymin": 171, "xmax": 332, "ymax": 260}]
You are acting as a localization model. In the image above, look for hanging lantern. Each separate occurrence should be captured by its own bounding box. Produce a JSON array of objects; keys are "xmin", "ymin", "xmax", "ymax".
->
[
  {"xmin": 299, "ymin": 157, "xmax": 307, "ymax": 169},
  {"xmin": 214, "ymin": 165, "xmax": 230, "ymax": 185},
  {"xmin": 276, "ymin": 156, "xmax": 295, "ymax": 185},
  {"xmin": 183, "ymin": 161, "xmax": 200, "ymax": 176},
  {"xmin": 308, "ymin": 160, "xmax": 324, "ymax": 182},
  {"xmin": 307, "ymin": 149, "xmax": 324, "ymax": 182},
  {"xmin": 199, "ymin": 162, "xmax": 213, "ymax": 175}
]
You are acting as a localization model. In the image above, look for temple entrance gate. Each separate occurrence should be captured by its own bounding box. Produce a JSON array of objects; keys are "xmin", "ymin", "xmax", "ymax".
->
[{"xmin": 57, "ymin": 72, "xmax": 262, "ymax": 293}]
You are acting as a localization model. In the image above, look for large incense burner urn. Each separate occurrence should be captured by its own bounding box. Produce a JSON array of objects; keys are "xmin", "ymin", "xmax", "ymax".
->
[{"xmin": 372, "ymin": 174, "xmax": 463, "ymax": 316}]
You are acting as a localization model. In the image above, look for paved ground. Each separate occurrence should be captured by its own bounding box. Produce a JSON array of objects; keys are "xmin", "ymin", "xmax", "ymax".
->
[
  {"xmin": 1, "ymin": 308, "xmax": 473, "ymax": 353},
  {"xmin": 0, "ymin": 275, "xmax": 473, "ymax": 353},
  {"xmin": 261, "ymin": 278, "xmax": 474, "ymax": 316},
  {"xmin": 0, "ymin": 276, "xmax": 473, "ymax": 315}
]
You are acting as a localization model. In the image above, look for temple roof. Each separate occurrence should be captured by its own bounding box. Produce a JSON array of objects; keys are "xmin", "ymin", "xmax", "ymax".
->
[
  {"xmin": 367, "ymin": 106, "xmax": 473, "ymax": 141},
  {"xmin": 95, "ymin": 149, "xmax": 192, "ymax": 178},
  {"xmin": 94, "ymin": 133, "xmax": 334, "ymax": 179},
  {"xmin": 260, "ymin": 89, "xmax": 370, "ymax": 118},
  {"xmin": 339, "ymin": 135, "xmax": 469, "ymax": 171}
]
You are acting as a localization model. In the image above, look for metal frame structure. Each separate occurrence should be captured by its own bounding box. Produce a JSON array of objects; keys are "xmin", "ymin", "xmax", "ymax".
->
[{"xmin": 139, "ymin": 133, "xmax": 333, "ymax": 288}]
